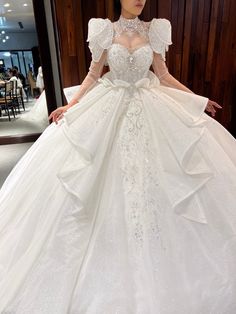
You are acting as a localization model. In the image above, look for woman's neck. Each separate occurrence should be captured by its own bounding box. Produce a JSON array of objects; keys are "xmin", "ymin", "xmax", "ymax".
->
[{"xmin": 121, "ymin": 9, "xmax": 137, "ymax": 19}]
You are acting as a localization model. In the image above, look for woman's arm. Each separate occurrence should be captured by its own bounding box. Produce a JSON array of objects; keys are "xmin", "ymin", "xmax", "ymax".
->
[
  {"xmin": 153, "ymin": 52, "xmax": 195, "ymax": 93},
  {"xmin": 49, "ymin": 51, "xmax": 107, "ymax": 123},
  {"xmin": 152, "ymin": 52, "xmax": 222, "ymax": 116},
  {"xmin": 67, "ymin": 51, "xmax": 107, "ymax": 108}
]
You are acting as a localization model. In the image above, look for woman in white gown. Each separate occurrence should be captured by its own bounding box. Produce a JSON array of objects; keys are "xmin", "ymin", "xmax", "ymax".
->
[
  {"xmin": 0, "ymin": 0, "xmax": 236, "ymax": 313},
  {"xmin": 20, "ymin": 90, "xmax": 49, "ymax": 128}
]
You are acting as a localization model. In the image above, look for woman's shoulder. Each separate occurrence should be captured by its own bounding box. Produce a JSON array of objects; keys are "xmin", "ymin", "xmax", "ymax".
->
[
  {"xmin": 148, "ymin": 18, "xmax": 172, "ymax": 44},
  {"xmin": 143, "ymin": 18, "xmax": 172, "ymax": 34},
  {"xmin": 87, "ymin": 18, "xmax": 113, "ymax": 35},
  {"xmin": 87, "ymin": 18, "xmax": 113, "ymax": 41},
  {"xmin": 145, "ymin": 18, "xmax": 172, "ymax": 61},
  {"xmin": 87, "ymin": 18, "xmax": 113, "ymax": 62}
]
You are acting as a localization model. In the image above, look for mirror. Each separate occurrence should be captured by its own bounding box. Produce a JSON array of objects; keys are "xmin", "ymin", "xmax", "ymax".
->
[{"xmin": 0, "ymin": 0, "xmax": 49, "ymax": 140}]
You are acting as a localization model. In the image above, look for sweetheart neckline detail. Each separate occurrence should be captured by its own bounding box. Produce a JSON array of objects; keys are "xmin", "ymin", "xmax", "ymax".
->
[{"xmin": 109, "ymin": 43, "xmax": 151, "ymax": 54}]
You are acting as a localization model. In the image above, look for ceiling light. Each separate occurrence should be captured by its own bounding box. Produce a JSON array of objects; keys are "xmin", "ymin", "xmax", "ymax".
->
[
  {"xmin": 23, "ymin": 3, "xmax": 28, "ymax": 6},
  {"xmin": 0, "ymin": 30, "xmax": 10, "ymax": 43},
  {"xmin": 7, "ymin": 9, "xmax": 12, "ymax": 12},
  {"xmin": 4, "ymin": 3, "xmax": 10, "ymax": 7}
]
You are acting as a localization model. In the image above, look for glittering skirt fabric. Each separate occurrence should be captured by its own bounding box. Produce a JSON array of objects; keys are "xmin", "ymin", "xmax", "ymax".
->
[{"xmin": 0, "ymin": 72, "xmax": 236, "ymax": 313}]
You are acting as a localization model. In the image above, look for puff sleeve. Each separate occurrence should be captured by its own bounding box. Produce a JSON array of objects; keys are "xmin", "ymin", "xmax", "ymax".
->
[
  {"xmin": 87, "ymin": 18, "xmax": 113, "ymax": 62},
  {"xmin": 150, "ymin": 19, "xmax": 194, "ymax": 93},
  {"xmin": 149, "ymin": 18, "xmax": 172, "ymax": 61},
  {"xmin": 66, "ymin": 19, "xmax": 113, "ymax": 107}
]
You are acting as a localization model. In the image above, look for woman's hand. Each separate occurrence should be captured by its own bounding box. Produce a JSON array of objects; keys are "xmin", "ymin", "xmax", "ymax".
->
[
  {"xmin": 49, "ymin": 105, "xmax": 69, "ymax": 124},
  {"xmin": 205, "ymin": 100, "xmax": 222, "ymax": 117}
]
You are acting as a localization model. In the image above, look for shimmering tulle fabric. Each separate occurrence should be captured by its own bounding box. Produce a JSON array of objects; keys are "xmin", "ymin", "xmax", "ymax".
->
[{"xmin": 0, "ymin": 17, "xmax": 236, "ymax": 314}]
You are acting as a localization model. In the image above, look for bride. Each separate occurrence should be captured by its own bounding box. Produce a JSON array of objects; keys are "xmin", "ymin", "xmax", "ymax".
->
[{"xmin": 0, "ymin": 0, "xmax": 236, "ymax": 313}]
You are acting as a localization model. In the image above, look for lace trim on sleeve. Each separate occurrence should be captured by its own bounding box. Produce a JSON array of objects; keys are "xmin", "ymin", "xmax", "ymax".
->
[
  {"xmin": 87, "ymin": 18, "xmax": 113, "ymax": 62},
  {"xmin": 149, "ymin": 18, "xmax": 172, "ymax": 61}
]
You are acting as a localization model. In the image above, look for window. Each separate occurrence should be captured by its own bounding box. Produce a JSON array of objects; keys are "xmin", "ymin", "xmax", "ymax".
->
[{"xmin": 0, "ymin": 50, "xmax": 34, "ymax": 77}]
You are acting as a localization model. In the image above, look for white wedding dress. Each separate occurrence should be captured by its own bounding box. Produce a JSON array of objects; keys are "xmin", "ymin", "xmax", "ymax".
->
[
  {"xmin": 0, "ymin": 16, "xmax": 236, "ymax": 314},
  {"xmin": 20, "ymin": 91, "xmax": 49, "ymax": 128}
]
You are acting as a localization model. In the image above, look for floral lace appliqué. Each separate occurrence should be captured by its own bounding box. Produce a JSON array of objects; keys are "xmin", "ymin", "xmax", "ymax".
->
[{"xmin": 116, "ymin": 92, "xmax": 164, "ymax": 249}]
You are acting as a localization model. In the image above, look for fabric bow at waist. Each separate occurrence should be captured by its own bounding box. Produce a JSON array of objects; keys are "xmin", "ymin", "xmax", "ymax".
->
[{"xmin": 98, "ymin": 71, "xmax": 160, "ymax": 91}]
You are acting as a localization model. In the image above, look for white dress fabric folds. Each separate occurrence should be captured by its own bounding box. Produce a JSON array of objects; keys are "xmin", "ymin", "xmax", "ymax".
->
[
  {"xmin": 20, "ymin": 91, "xmax": 49, "ymax": 128},
  {"xmin": 0, "ymin": 17, "xmax": 236, "ymax": 314}
]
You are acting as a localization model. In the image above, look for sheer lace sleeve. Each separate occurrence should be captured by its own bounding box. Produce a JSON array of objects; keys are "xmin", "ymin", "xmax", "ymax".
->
[
  {"xmin": 68, "ymin": 18, "xmax": 113, "ymax": 107},
  {"xmin": 67, "ymin": 52, "xmax": 107, "ymax": 107},
  {"xmin": 149, "ymin": 19, "xmax": 193, "ymax": 93},
  {"xmin": 152, "ymin": 53, "xmax": 193, "ymax": 93}
]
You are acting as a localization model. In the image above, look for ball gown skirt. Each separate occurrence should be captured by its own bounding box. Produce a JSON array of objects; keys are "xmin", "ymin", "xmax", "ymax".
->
[{"xmin": 0, "ymin": 71, "xmax": 236, "ymax": 313}]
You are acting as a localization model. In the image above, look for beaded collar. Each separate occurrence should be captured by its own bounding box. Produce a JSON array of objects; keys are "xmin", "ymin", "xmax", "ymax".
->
[
  {"xmin": 115, "ymin": 15, "xmax": 147, "ymax": 38},
  {"xmin": 118, "ymin": 15, "xmax": 142, "ymax": 33}
]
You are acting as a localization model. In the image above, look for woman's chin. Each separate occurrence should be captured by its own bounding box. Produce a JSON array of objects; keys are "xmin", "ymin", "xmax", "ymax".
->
[{"xmin": 131, "ymin": 8, "xmax": 143, "ymax": 16}]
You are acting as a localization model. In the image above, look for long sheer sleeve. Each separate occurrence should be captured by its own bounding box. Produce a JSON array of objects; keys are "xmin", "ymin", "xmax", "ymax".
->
[
  {"xmin": 67, "ymin": 51, "xmax": 107, "ymax": 108},
  {"xmin": 150, "ymin": 26, "xmax": 220, "ymax": 117},
  {"xmin": 152, "ymin": 52, "xmax": 194, "ymax": 93},
  {"xmin": 67, "ymin": 18, "xmax": 113, "ymax": 108},
  {"xmin": 149, "ymin": 19, "xmax": 194, "ymax": 94}
]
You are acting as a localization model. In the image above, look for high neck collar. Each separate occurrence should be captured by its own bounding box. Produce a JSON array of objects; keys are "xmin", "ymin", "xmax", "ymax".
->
[
  {"xmin": 120, "ymin": 15, "xmax": 139, "ymax": 22},
  {"xmin": 118, "ymin": 15, "xmax": 141, "ymax": 32}
]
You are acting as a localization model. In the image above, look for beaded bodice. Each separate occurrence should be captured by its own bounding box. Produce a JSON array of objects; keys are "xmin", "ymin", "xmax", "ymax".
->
[
  {"xmin": 104, "ymin": 16, "xmax": 153, "ymax": 83},
  {"xmin": 107, "ymin": 43, "xmax": 153, "ymax": 83}
]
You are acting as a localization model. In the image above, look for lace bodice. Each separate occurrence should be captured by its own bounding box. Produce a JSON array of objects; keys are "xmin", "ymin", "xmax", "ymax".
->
[{"xmin": 107, "ymin": 43, "xmax": 153, "ymax": 83}]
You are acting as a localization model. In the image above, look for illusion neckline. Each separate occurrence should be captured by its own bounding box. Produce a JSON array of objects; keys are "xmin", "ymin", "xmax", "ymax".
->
[
  {"xmin": 119, "ymin": 15, "xmax": 140, "ymax": 23},
  {"xmin": 117, "ymin": 15, "xmax": 143, "ymax": 33},
  {"xmin": 110, "ymin": 42, "xmax": 151, "ymax": 54}
]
